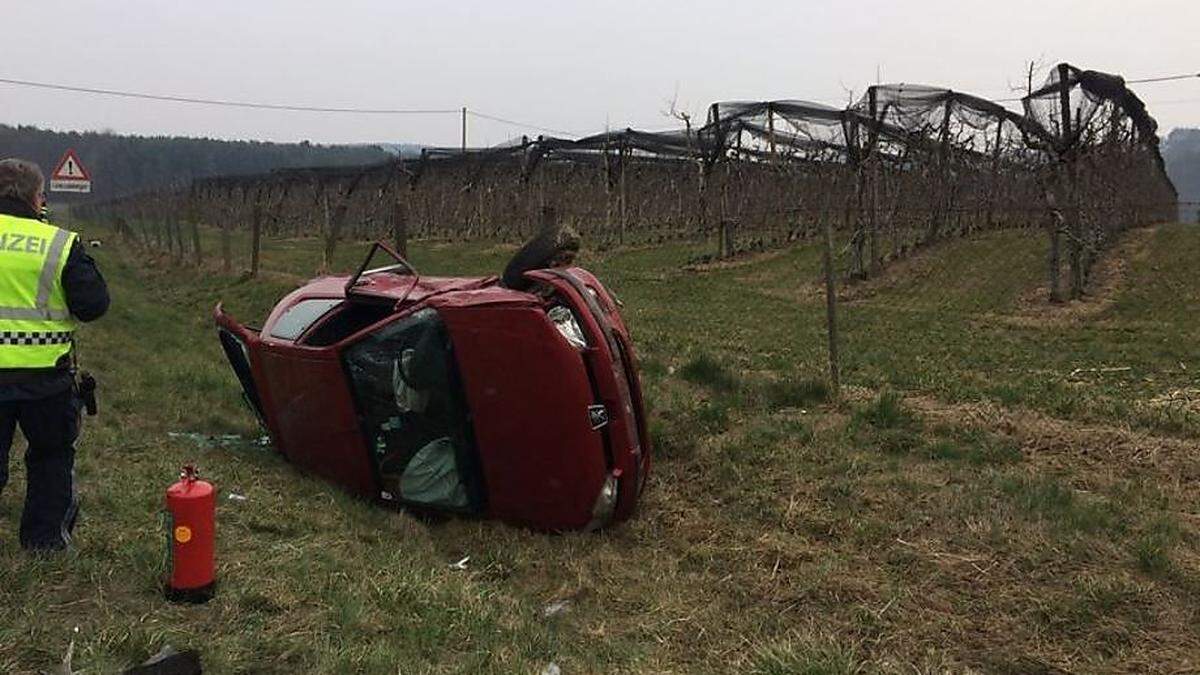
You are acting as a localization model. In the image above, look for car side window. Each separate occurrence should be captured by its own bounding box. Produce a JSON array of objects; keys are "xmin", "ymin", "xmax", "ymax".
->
[
  {"xmin": 343, "ymin": 309, "xmax": 483, "ymax": 512},
  {"xmin": 268, "ymin": 298, "xmax": 343, "ymax": 341}
]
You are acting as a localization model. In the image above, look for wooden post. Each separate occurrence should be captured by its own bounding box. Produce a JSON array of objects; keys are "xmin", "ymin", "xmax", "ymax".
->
[
  {"xmin": 823, "ymin": 200, "xmax": 841, "ymax": 398},
  {"xmin": 987, "ymin": 121, "xmax": 1004, "ymax": 230},
  {"xmin": 1044, "ymin": 184, "xmax": 1065, "ymax": 303},
  {"xmin": 540, "ymin": 203, "xmax": 558, "ymax": 231},
  {"xmin": 189, "ymin": 201, "xmax": 203, "ymax": 266},
  {"xmin": 1058, "ymin": 64, "xmax": 1073, "ymax": 147},
  {"xmin": 150, "ymin": 208, "xmax": 163, "ymax": 250},
  {"xmin": 461, "ymin": 106, "xmax": 468, "ymax": 153},
  {"xmin": 172, "ymin": 220, "xmax": 184, "ymax": 262},
  {"xmin": 867, "ymin": 87, "xmax": 882, "ymax": 274},
  {"xmin": 719, "ymin": 219, "xmax": 734, "ymax": 258},
  {"xmin": 1056, "ymin": 63, "xmax": 1084, "ymax": 300},
  {"xmin": 619, "ymin": 145, "xmax": 628, "ymax": 246},
  {"xmin": 929, "ymin": 98, "xmax": 954, "ymax": 243},
  {"xmin": 322, "ymin": 179, "xmax": 358, "ymax": 272},
  {"xmin": 321, "ymin": 191, "xmax": 332, "ymax": 270},
  {"xmin": 250, "ymin": 203, "xmax": 263, "ymax": 277},
  {"xmin": 766, "ymin": 102, "xmax": 776, "ymax": 157},
  {"xmin": 1048, "ymin": 209, "xmax": 1065, "ymax": 303},
  {"xmin": 1067, "ymin": 163, "xmax": 1084, "ymax": 299},
  {"xmin": 851, "ymin": 171, "xmax": 865, "ymax": 278},
  {"xmin": 220, "ymin": 218, "xmax": 232, "ymax": 274},
  {"xmin": 392, "ymin": 199, "xmax": 408, "ymax": 258}
]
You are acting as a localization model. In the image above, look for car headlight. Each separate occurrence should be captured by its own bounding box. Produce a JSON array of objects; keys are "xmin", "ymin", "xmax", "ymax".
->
[
  {"xmin": 585, "ymin": 472, "xmax": 619, "ymax": 532},
  {"xmin": 548, "ymin": 305, "xmax": 587, "ymax": 350}
]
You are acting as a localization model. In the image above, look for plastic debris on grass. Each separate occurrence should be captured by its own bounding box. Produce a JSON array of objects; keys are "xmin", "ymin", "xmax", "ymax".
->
[
  {"xmin": 542, "ymin": 599, "xmax": 572, "ymax": 618},
  {"xmin": 54, "ymin": 626, "xmax": 78, "ymax": 675},
  {"xmin": 121, "ymin": 645, "xmax": 203, "ymax": 675}
]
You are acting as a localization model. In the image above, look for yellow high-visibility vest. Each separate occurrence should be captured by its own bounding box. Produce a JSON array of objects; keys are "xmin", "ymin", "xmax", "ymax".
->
[{"xmin": 0, "ymin": 213, "xmax": 78, "ymax": 368}]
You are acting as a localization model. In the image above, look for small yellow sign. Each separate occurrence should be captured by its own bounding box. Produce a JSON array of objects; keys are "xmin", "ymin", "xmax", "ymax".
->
[{"xmin": 174, "ymin": 525, "xmax": 193, "ymax": 544}]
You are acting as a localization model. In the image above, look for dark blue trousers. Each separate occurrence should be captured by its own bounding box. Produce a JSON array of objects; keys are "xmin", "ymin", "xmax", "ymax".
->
[{"xmin": 0, "ymin": 387, "xmax": 81, "ymax": 550}]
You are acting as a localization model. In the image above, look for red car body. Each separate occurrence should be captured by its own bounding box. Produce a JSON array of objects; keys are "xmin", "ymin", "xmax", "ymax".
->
[{"xmin": 214, "ymin": 244, "xmax": 650, "ymax": 531}]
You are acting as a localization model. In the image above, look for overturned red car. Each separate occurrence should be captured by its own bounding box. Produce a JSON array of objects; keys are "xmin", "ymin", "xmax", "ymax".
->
[{"xmin": 215, "ymin": 241, "xmax": 649, "ymax": 531}]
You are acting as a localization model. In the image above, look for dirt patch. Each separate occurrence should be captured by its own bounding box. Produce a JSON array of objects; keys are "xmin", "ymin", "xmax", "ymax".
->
[
  {"xmin": 682, "ymin": 248, "xmax": 789, "ymax": 272},
  {"xmin": 828, "ymin": 241, "xmax": 950, "ymax": 303},
  {"xmin": 481, "ymin": 242, "xmax": 520, "ymax": 255},
  {"xmin": 905, "ymin": 393, "xmax": 1200, "ymax": 488},
  {"xmin": 254, "ymin": 268, "xmax": 312, "ymax": 286},
  {"xmin": 758, "ymin": 239, "xmax": 955, "ymax": 304},
  {"xmin": 1006, "ymin": 225, "xmax": 1156, "ymax": 327}
]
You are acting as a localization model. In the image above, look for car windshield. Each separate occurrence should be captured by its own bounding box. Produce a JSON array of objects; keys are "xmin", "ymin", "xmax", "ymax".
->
[
  {"xmin": 268, "ymin": 298, "xmax": 343, "ymax": 341},
  {"xmin": 342, "ymin": 308, "xmax": 482, "ymax": 511}
]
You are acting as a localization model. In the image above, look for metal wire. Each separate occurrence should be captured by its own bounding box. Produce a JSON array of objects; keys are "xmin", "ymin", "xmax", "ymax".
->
[{"xmin": 0, "ymin": 77, "xmax": 459, "ymax": 115}]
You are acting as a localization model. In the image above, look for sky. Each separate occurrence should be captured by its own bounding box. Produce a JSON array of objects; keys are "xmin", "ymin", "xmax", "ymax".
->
[{"xmin": 1, "ymin": 1, "xmax": 1196, "ymax": 147}]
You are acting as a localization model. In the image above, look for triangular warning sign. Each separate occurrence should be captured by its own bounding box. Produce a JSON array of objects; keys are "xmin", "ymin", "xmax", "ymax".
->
[{"xmin": 52, "ymin": 149, "xmax": 91, "ymax": 181}]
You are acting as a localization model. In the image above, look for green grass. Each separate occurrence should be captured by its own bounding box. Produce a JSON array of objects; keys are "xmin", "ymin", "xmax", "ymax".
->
[
  {"xmin": 998, "ymin": 475, "xmax": 1125, "ymax": 535},
  {"xmin": 749, "ymin": 639, "xmax": 863, "ymax": 675},
  {"xmin": 1, "ymin": 219, "xmax": 1198, "ymax": 672},
  {"xmin": 679, "ymin": 353, "xmax": 740, "ymax": 392},
  {"xmin": 853, "ymin": 390, "xmax": 922, "ymax": 431},
  {"xmin": 762, "ymin": 377, "xmax": 830, "ymax": 409}
]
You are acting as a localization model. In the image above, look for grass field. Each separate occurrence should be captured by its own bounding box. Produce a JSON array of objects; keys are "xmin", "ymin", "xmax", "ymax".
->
[{"xmin": 1, "ymin": 221, "xmax": 1198, "ymax": 673}]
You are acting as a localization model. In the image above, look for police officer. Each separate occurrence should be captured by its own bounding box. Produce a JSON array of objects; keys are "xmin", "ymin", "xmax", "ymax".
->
[{"xmin": 0, "ymin": 158, "xmax": 108, "ymax": 551}]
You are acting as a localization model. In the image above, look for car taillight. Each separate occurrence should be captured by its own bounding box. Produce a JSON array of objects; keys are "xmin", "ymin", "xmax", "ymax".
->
[
  {"xmin": 548, "ymin": 305, "xmax": 587, "ymax": 350},
  {"xmin": 585, "ymin": 470, "xmax": 620, "ymax": 531}
]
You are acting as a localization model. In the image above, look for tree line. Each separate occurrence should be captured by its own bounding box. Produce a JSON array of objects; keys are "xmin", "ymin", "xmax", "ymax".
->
[
  {"xmin": 0, "ymin": 124, "xmax": 390, "ymax": 202},
  {"xmin": 1162, "ymin": 128, "xmax": 1200, "ymax": 223}
]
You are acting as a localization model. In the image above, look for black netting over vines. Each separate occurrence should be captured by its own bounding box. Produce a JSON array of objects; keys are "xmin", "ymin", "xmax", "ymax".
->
[{"xmin": 80, "ymin": 63, "xmax": 1175, "ymax": 297}]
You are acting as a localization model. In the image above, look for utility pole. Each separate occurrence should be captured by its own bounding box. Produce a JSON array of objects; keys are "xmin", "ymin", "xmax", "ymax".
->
[{"xmin": 461, "ymin": 106, "xmax": 467, "ymax": 153}]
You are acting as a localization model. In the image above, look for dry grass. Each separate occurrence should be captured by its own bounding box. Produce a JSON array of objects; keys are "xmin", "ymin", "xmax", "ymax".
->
[{"xmin": 1, "ymin": 221, "xmax": 1198, "ymax": 672}]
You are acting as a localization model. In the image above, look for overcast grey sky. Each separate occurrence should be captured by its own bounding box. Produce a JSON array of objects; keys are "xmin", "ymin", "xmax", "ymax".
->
[{"xmin": 2, "ymin": 1, "xmax": 1196, "ymax": 146}]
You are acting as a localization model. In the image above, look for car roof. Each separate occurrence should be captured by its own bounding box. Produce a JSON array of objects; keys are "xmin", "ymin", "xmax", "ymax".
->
[{"xmin": 262, "ymin": 271, "xmax": 534, "ymax": 338}]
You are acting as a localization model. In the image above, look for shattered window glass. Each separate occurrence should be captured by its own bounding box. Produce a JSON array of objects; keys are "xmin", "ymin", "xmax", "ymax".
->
[{"xmin": 343, "ymin": 309, "xmax": 482, "ymax": 511}]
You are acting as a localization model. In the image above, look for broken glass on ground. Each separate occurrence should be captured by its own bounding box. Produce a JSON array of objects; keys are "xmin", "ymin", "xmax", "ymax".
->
[{"xmin": 167, "ymin": 432, "xmax": 269, "ymax": 450}]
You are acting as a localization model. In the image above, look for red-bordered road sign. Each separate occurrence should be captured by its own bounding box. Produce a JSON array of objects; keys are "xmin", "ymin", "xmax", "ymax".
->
[{"xmin": 49, "ymin": 149, "xmax": 91, "ymax": 193}]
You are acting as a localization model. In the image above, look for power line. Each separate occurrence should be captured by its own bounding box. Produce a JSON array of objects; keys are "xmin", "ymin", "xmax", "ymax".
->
[
  {"xmin": 1128, "ymin": 73, "xmax": 1200, "ymax": 84},
  {"xmin": 0, "ymin": 76, "xmax": 458, "ymax": 114},
  {"xmin": 466, "ymin": 110, "xmax": 579, "ymax": 138},
  {"xmin": 1144, "ymin": 98, "xmax": 1200, "ymax": 106},
  {"xmin": 986, "ymin": 71, "xmax": 1199, "ymax": 103},
  {"xmin": 0, "ymin": 75, "xmax": 583, "ymax": 140}
]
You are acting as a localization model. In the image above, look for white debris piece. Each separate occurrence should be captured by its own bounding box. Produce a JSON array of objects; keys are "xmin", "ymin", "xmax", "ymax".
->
[{"xmin": 542, "ymin": 599, "xmax": 571, "ymax": 618}]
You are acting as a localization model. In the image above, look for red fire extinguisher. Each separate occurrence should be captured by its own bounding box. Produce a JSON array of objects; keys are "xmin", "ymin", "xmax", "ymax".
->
[{"xmin": 165, "ymin": 464, "xmax": 215, "ymax": 603}]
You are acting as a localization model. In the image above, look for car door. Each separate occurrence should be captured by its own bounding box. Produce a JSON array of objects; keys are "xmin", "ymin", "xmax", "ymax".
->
[
  {"xmin": 259, "ymin": 307, "xmax": 379, "ymax": 498},
  {"xmin": 217, "ymin": 299, "xmax": 378, "ymax": 498},
  {"xmin": 214, "ymin": 304, "xmax": 268, "ymax": 430}
]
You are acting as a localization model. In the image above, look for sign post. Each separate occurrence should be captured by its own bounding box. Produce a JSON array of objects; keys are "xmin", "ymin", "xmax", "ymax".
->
[{"xmin": 48, "ymin": 149, "xmax": 91, "ymax": 193}]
